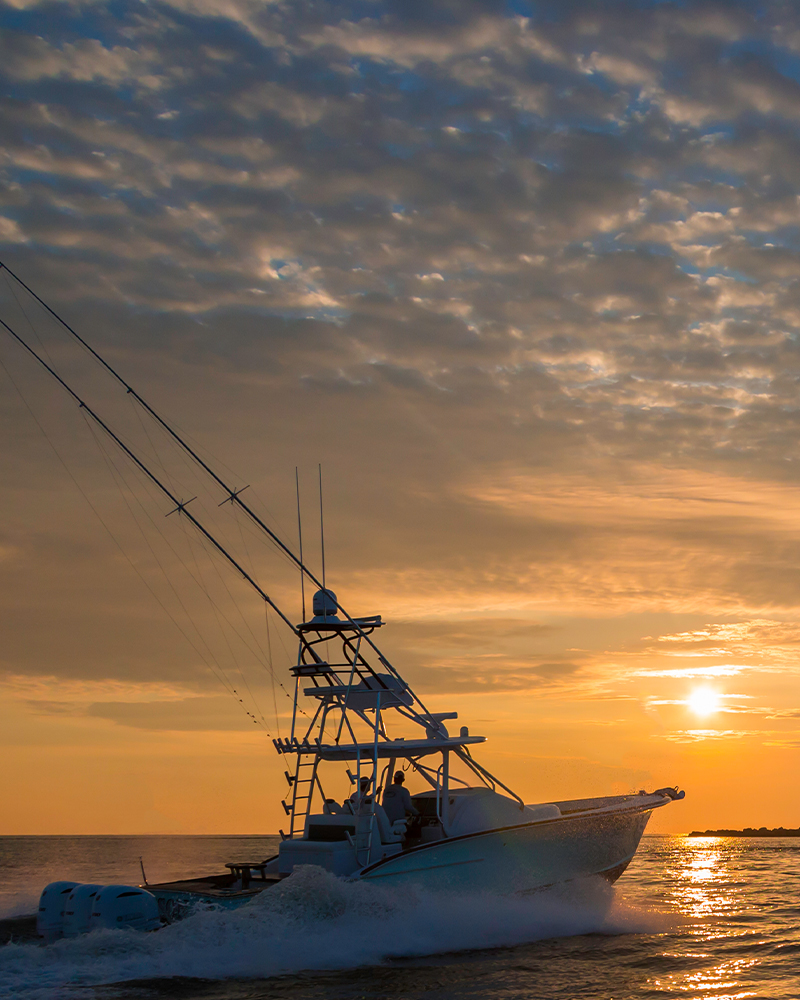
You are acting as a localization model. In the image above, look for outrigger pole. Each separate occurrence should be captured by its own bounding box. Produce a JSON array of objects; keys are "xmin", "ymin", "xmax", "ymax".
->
[
  {"xmin": 0, "ymin": 313, "xmax": 301, "ymax": 640},
  {"xmin": 0, "ymin": 260, "xmax": 430, "ymax": 708},
  {"xmin": 1, "ymin": 291, "xmax": 528, "ymax": 822}
]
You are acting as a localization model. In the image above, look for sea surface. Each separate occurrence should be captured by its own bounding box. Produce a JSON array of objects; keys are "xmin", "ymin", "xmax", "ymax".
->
[{"xmin": 1, "ymin": 834, "xmax": 799, "ymax": 1000}]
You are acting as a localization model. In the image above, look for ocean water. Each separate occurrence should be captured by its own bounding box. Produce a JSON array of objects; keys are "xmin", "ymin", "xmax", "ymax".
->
[{"xmin": 1, "ymin": 835, "xmax": 799, "ymax": 1000}]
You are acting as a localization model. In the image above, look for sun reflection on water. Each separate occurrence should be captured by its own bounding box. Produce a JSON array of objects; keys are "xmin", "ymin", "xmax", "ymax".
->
[
  {"xmin": 672, "ymin": 837, "xmax": 735, "ymax": 919},
  {"xmin": 636, "ymin": 836, "xmax": 785, "ymax": 999},
  {"xmin": 653, "ymin": 956, "xmax": 762, "ymax": 1000}
]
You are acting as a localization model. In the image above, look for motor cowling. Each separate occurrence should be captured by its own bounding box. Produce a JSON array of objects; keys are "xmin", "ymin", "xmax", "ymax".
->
[
  {"xmin": 37, "ymin": 881, "xmax": 79, "ymax": 942},
  {"xmin": 63, "ymin": 884, "xmax": 104, "ymax": 937},
  {"xmin": 89, "ymin": 885, "xmax": 161, "ymax": 932}
]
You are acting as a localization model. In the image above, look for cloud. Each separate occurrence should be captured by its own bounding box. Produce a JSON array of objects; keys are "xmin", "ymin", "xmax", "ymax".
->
[
  {"xmin": 86, "ymin": 695, "xmax": 260, "ymax": 730},
  {"xmin": 660, "ymin": 729, "xmax": 753, "ymax": 743},
  {"xmin": 0, "ymin": 216, "xmax": 27, "ymax": 242},
  {"xmin": 633, "ymin": 664, "xmax": 750, "ymax": 679},
  {"xmin": 0, "ymin": 33, "xmax": 163, "ymax": 87},
  {"xmin": 3, "ymin": 673, "xmax": 201, "ymax": 707},
  {"xmin": 581, "ymin": 51, "xmax": 657, "ymax": 86},
  {"xmin": 3, "ymin": 1, "xmax": 800, "ymax": 776},
  {"xmin": 646, "ymin": 620, "xmax": 800, "ymax": 663}
]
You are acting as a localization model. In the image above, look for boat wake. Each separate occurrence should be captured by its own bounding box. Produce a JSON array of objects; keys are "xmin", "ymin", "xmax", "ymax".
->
[
  {"xmin": 0, "ymin": 865, "xmax": 670, "ymax": 999},
  {"xmin": 0, "ymin": 892, "xmax": 40, "ymax": 922}
]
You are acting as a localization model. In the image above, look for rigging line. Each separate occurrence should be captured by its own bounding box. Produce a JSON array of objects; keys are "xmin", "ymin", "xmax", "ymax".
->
[
  {"xmin": 224, "ymin": 479, "xmax": 294, "ymax": 549},
  {"xmin": 0, "ymin": 270, "xmax": 310, "ymax": 570},
  {"xmin": 161, "ymin": 422, "xmax": 231, "ymax": 513},
  {"xmin": 148, "ymin": 416, "xmax": 296, "ymax": 548},
  {"xmin": 209, "ymin": 488, "xmax": 298, "ymax": 574},
  {"xmin": 0, "ymin": 262, "xmax": 441, "ymax": 721},
  {"xmin": 128, "ymin": 392, "xmax": 178, "ymax": 491},
  {"xmin": 0, "ymin": 354, "xmax": 247, "ymax": 711},
  {"xmin": 170, "ymin": 420, "xmax": 244, "ymax": 491},
  {"xmin": 178, "ymin": 513, "xmax": 269, "ymax": 731},
  {"xmin": 0, "ymin": 261, "xmax": 306, "ymax": 568},
  {"xmin": 209, "ymin": 568, "xmax": 287, "ymax": 725},
  {"xmin": 226, "ymin": 505, "xmax": 304, "ymax": 587},
  {"xmin": 231, "ymin": 487, "xmax": 258, "ymax": 580},
  {"xmin": 87, "ymin": 419, "xmax": 270, "ymax": 734},
  {"xmin": 3, "ymin": 270, "xmax": 56, "ymax": 370},
  {"xmin": 172, "ymin": 514, "xmax": 299, "ymax": 711},
  {"xmin": 0, "ymin": 340, "xmax": 283, "ymax": 739},
  {"xmin": 265, "ymin": 607, "xmax": 281, "ymax": 737},
  {"xmin": 224, "ymin": 498, "xmax": 293, "ymax": 722},
  {"xmin": 0, "ymin": 313, "xmax": 301, "ymax": 641},
  {"xmin": 82, "ymin": 413, "xmax": 248, "ymax": 709},
  {"xmin": 244, "ymin": 484, "xmax": 296, "ymax": 559},
  {"xmin": 89, "ymin": 425, "xmax": 298, "ymax": 715},
  {"xmin": 173, "ymin": 494, "xmax": 250, "ymax": 679},
  {"xmin": 106, "ymin": 438, "xmax": 281, "ymax": 700},
  {"xmin": 188, "ymin": 496, "xmax": 284, "ymax": 686},
  {"xmin": 226, "ymin": 498, "xmax": 281, "ymax": 667},
  {"xmin": 225, "ymin": 502, "xmax": 299, "ymax": 715}
]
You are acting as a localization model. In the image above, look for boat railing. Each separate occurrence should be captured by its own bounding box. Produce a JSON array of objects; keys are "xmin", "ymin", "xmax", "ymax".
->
[{"xmin": 434, "ymin": 761, "xmax": 444, "ymax": 832}]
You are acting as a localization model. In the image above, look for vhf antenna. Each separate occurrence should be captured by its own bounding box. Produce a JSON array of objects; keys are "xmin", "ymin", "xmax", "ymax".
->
[
  {"xmin": 318, "ymin": 463, "xmax": 326, "ymax": 596},
  {"xmin": 295, "ymin": 467, "xmax": 305, "ymax": 621}
]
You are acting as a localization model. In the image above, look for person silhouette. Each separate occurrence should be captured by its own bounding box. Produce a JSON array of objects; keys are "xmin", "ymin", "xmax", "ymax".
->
[{"xmin": 382, "ymin": 771, "xmax": 419, "ymax": 824}]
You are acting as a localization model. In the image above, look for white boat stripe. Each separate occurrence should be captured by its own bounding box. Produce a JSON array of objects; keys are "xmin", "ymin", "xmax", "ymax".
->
[{"xmin": 364, "ymin": 857, "xmax": 485, "ymax": 878}]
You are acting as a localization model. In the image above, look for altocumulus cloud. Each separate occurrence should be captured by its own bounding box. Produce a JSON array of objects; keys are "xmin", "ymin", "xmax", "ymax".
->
[{"xmin": 6, "ymin": 0, "xmax": 800, "ymax": 704}]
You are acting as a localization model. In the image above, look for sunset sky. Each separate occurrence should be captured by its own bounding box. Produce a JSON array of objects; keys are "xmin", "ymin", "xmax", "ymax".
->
[{"xmin": 4, "ymin": 0, "xmax": 800, "ymax": 835}]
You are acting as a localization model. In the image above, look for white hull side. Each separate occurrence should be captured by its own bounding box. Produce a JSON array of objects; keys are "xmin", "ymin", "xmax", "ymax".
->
[{"xmin": 359, "ymin": 802, "xmax": 655, "ymax": 894}]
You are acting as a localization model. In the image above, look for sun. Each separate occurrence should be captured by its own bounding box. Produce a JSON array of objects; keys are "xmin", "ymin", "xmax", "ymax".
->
[{"xmin": 687, "ymin": 687, "xmax": 721, "ymax": 717}]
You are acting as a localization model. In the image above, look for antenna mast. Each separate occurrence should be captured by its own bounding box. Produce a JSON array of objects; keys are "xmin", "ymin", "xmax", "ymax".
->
[
  {"xmin": 295, "ymin": 467, "xmax": 305, "ymax": 621},
  {"xmin": 318, "ymin": 463, "xmax": 326, "ymax": 595}
]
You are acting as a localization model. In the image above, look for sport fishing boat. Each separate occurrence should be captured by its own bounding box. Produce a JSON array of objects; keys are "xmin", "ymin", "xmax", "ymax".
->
[
  {"xmin": 0, "ymin": 261, "xmax": 684, "ymax": 937},
  {"xmin": 139, "ymin": 583, "xmax": 683, "ymax": 923}
]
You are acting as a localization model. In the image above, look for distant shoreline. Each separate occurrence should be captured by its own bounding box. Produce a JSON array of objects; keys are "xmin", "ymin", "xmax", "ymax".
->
[{"xmin": 687, "ymin": 828, "xmax": 800, "ymax": 837}]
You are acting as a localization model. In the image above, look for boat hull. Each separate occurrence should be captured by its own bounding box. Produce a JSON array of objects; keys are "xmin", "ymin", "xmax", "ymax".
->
[
  {"xmin": 359, "ymin": 797, "xmax": 658, "ymax": 894},
  {"xmin": 27, "ymin": 793, "xmax": 672, "ymax": 936}
]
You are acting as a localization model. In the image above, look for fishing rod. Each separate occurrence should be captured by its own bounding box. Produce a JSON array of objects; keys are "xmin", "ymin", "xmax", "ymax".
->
[
  {"xmin": 0, "ymin": 260, "xmax": 421, "ymax": 699},
  {"xmin": 0, "ymin": 313, "xmax": 304, "ymax": 644}
]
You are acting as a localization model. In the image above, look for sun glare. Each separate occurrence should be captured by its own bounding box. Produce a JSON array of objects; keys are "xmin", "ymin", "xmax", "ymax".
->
[{"xmin": 687, "ymin": 687, "xmax": 721, "ymax": 717}]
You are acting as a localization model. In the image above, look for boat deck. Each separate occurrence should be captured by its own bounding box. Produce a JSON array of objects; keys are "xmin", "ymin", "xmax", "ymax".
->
[{"xmin": 146, "ymin": 869, "xmax": 284, "ymax": 898}]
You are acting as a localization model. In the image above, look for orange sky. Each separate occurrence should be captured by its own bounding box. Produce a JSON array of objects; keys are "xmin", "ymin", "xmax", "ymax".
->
[{"xmin": 3, "ymin": 1, "xmax": 800, "ymax": 834}]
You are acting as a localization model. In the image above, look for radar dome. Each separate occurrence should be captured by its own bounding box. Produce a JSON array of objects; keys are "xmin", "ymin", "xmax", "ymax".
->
[{"xmin": 312, "ymin": 588, "xmax": 338, "ymax": 618}]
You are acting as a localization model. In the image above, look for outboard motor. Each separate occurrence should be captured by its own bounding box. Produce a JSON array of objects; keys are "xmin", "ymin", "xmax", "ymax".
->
[
  {"xmin": 89, "ymin": 885, "xmax": 161, "ymax": 932},
  {"xmin": 37, "ymin": 881, "xmax": 79, "ymax": 942},
  {"xmin": 63, "ymin": 884, "xmax": 104, "ymax": 937}
]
